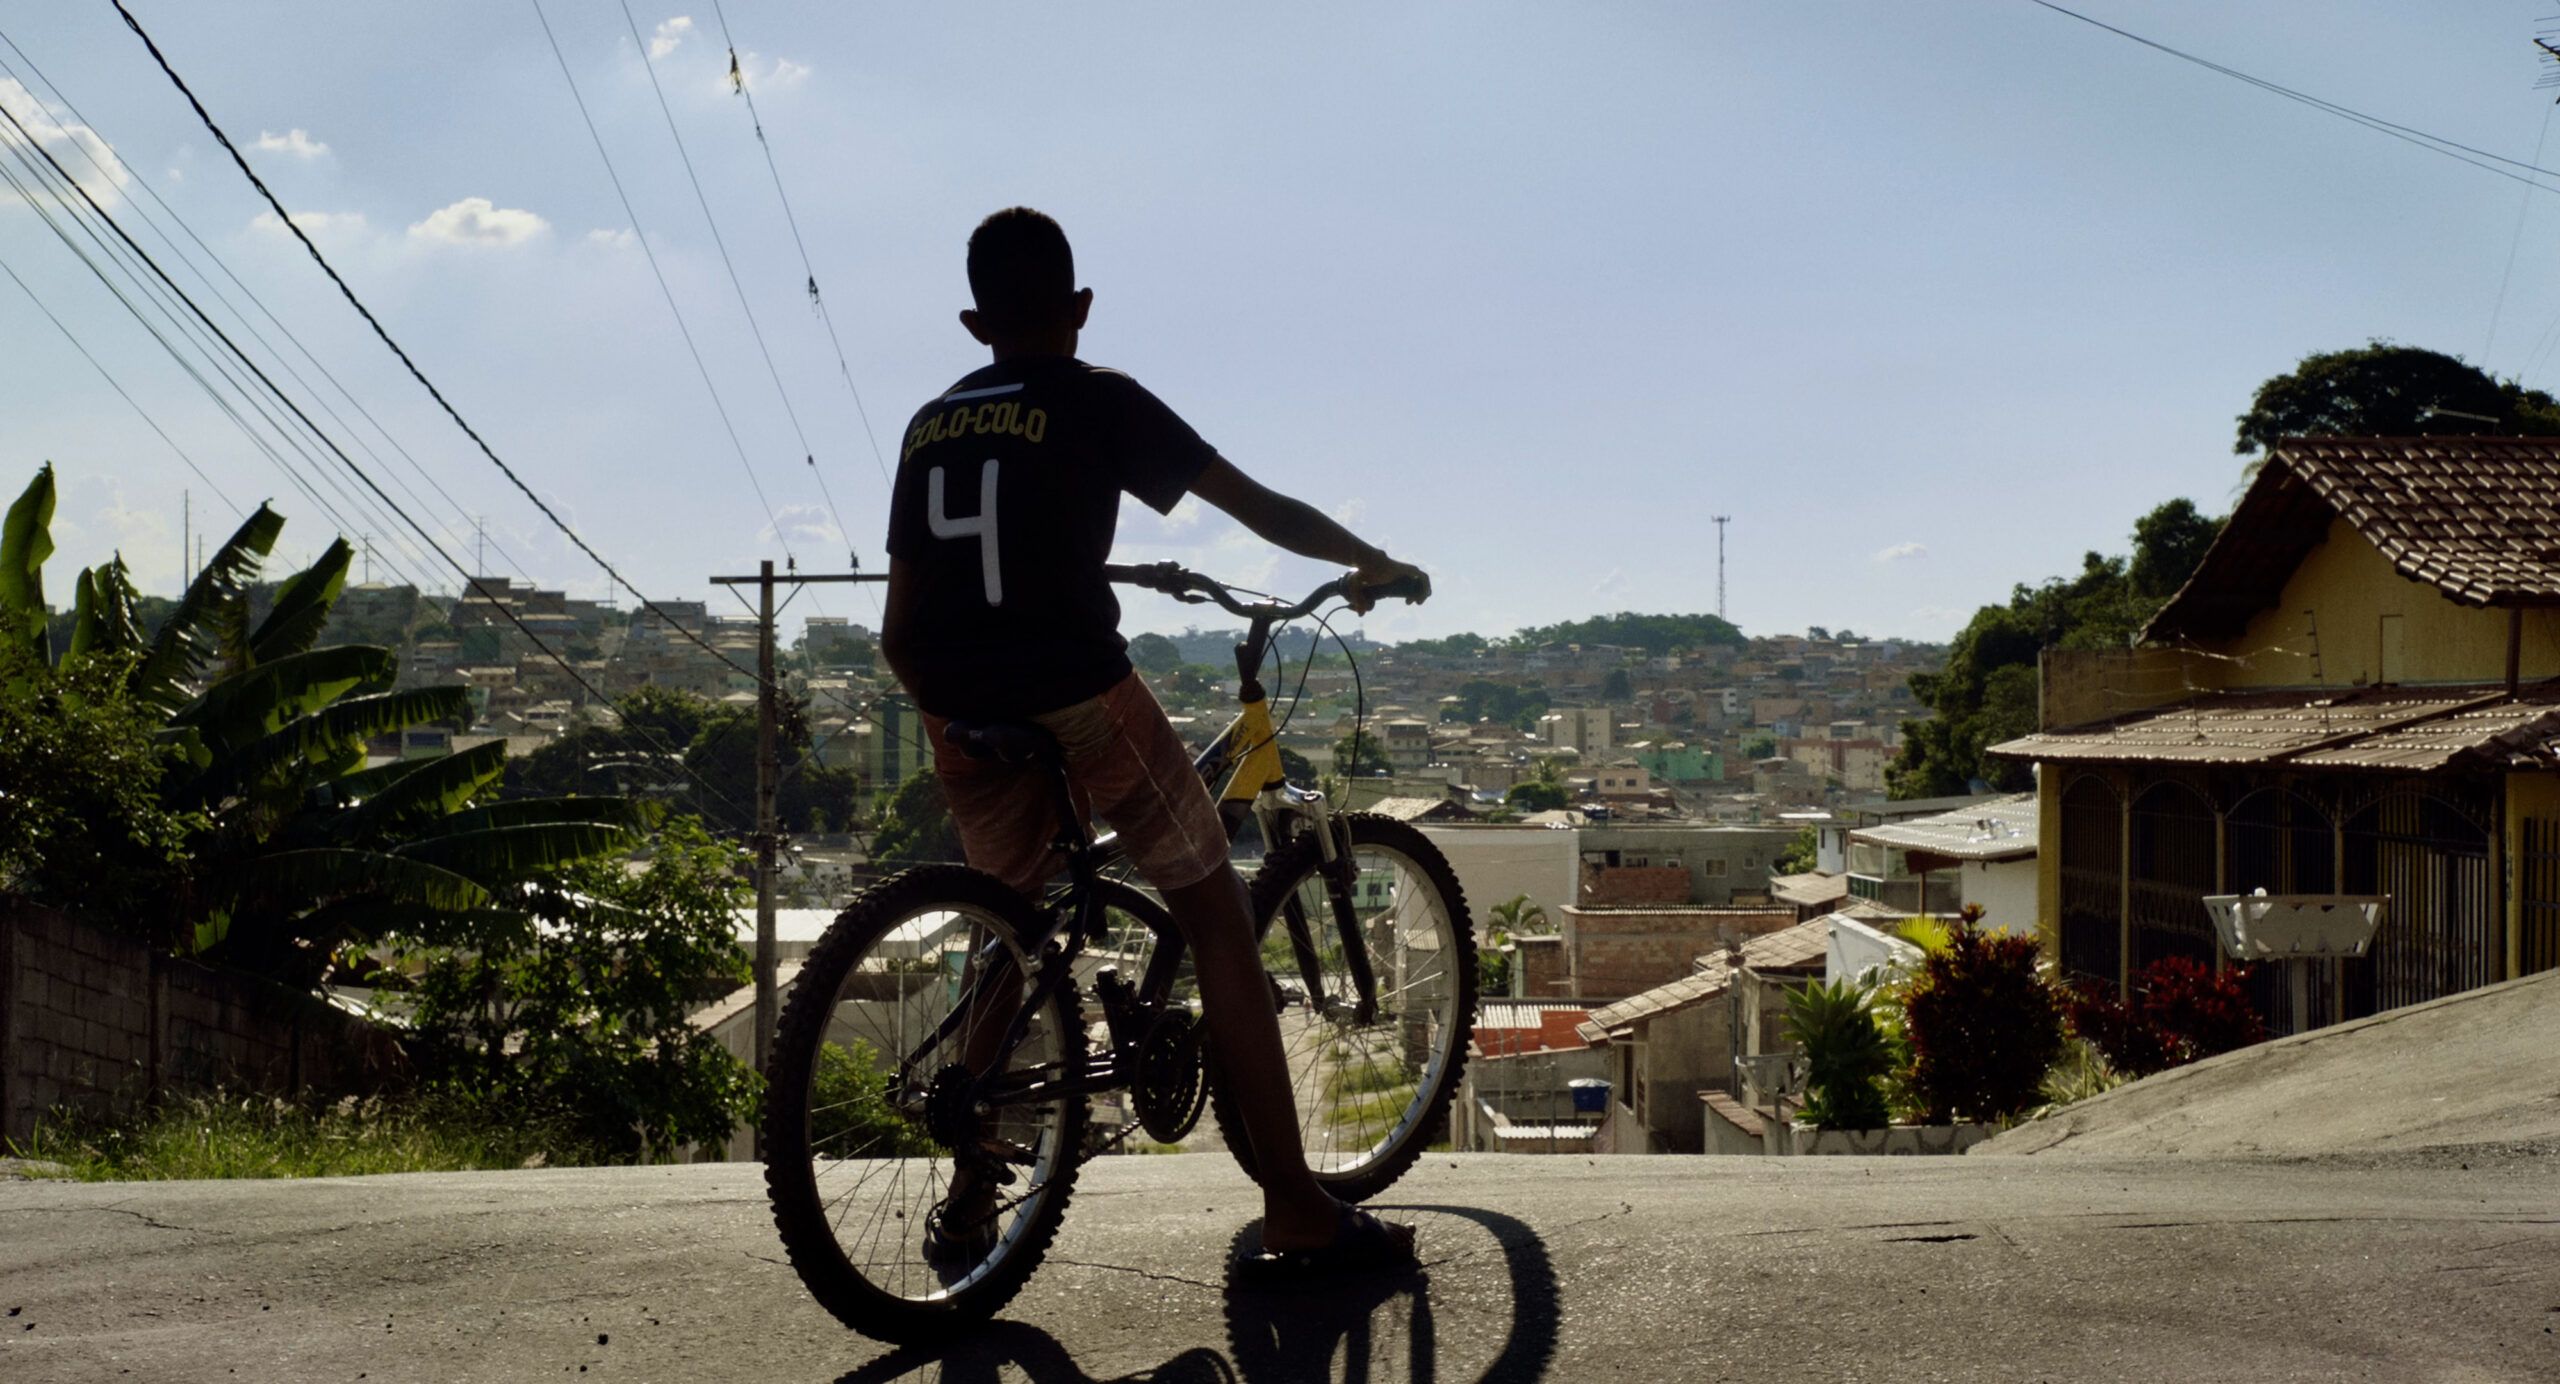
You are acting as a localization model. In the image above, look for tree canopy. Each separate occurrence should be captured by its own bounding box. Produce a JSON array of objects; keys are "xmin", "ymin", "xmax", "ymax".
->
[
  {"xmin": 2235, "ymin": 342, "xmax": 2560, "ymax": 460},
  {"xmin": 1888, "ymin": 498, "xmax": 2224, "ymax": 799},
  {"xmin": 1509, "ymin": 611, "xmax": 1743, "ymax": 653}
]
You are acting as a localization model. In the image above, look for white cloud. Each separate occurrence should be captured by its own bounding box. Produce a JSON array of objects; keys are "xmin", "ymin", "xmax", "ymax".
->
[
  {"xmin": 1329, "ymin": 498, "xmax": 1367, "ymax": 526},
  {"xmin": 764, "ymin": 503, "xmax": 839, "ymax": 547},
  {"xmin": 722, "ymin": 51, "xmax": 811, "ymax": 95},
  {"xmin": 251, "ymin": 208, "xmax": 367, "ymax": 237},
  {"xmin": 407, "ymin": 196, "xmax": 549, "ymax": 246},
  {"xmin": 0, "ymin": 78, "xmax": 129, "ymax": 207},
  {"xmin": 650, "ymin": 16, "xmax": 693, "ymax": 60},
  {"xmin": 1589, "ymin": 566, "xmax": 1630, "ymax": 600},
  {"xmin": 583, "ymin": 227, "xmax": 637, "ymax": 250},
  {"xmin": 1157, "ymin": 497, "xmax": 1203, "ymax": 531},
  {"xmin": 251, "ymin": 128, "xmax": 328, "ymax": 160},
  {"xmin": 1873, "ymin": 541, "xmax": 1928, "ymax": 563}
]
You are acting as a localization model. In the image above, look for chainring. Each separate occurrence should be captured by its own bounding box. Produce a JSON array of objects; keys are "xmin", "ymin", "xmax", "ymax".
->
[{"xmin": 1132, "ymin": 1008, "xmax": 1208, "ymax": 1144}]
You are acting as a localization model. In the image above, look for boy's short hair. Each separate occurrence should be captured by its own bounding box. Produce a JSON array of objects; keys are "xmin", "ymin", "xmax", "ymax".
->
[{"xmin": 967, "ymin": 207, "xmax": 1076, "ymax": 330}]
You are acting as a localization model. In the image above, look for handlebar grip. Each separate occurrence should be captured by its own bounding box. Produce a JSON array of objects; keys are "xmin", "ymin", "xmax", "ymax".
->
[{"xmin": 1362, "ymin": 572, "xmax": 1432, "ymax": 604}]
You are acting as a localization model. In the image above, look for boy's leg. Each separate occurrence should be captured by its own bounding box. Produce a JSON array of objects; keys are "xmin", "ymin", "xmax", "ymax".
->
[
  {"xmin": 1046, "ymin": 675, "xmax": 1408, "ymax": 1255},
  {"xmin": 1161, "ymin": 863, "xmax": 1411, "ymax": 1253}
]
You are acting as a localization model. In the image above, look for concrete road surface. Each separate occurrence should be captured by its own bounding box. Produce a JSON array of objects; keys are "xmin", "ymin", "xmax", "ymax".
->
[{"xmin": 4, "ymin": 1149, "xmax": 2556, "ymax": 1383}]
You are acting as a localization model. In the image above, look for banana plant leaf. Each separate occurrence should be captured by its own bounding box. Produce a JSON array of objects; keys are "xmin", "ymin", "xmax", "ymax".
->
[
  {"xmin": 393, "ymin": 822, "xmax": 636, "ymax": 879},
  {"xmin": 166, "ymin": 685, "xmax": 476, "ymax": 811},
  {"xmin": 439, "ymin": 795, "xmax": 657, "ymax": 836},
  {"xmin": 65, "ymin": 558, "xmax": 145, "ymax": 661},
  {"xmin": 248, "ymin": 539, "xmax": 350, "ymax": 666},
  {"xmin": 129, "ymin": 503, "xmax": 283, "ymax": 712},
  {"xmin": 336, "ymin": 740, "xmax": 507, "ymax": 838},
  {"xmin": 1, "ymin": 462, "xmax": 55, "ymax": 663},
  {"xmin": 227, "ymin": 847, "xmax": 493, "ymax": 913},
  {"xmin": 166, "ymin": 644, "xmax": 400, "ymax": 752}
]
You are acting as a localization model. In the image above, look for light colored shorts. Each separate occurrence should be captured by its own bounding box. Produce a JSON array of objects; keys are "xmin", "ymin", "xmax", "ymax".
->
[{"xmin": 926, "ymin": 671, "xmax": 1229, "ymax": 897}]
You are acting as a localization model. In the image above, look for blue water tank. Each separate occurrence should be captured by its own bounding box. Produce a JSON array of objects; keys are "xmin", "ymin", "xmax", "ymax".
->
[{"xmin": 1569, "ymin": 1078, "xmax": 1611, "ymax": 1113}]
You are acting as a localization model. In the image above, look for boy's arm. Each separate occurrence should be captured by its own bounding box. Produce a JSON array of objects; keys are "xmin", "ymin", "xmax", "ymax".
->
[{"xmin": 1188, "ymin": 458, "xmax": 1425, "ymax": 607}]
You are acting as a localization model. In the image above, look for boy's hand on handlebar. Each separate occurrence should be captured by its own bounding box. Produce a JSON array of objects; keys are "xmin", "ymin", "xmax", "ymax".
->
[{"xmin": 1347, "ymin": 552, "xmax": 1430, "ymax": 613}]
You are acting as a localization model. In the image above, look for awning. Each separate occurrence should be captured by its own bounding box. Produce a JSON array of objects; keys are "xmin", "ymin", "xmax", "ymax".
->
[{"xmin": 1987, "ymin": 684, "xmax": 2560, "ymax": 773}]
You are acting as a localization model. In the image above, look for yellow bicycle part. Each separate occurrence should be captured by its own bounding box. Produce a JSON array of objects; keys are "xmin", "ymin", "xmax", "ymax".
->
[{"xmin": 1216, "ymin": 696, "xmax": 1287, "ymax": 805}]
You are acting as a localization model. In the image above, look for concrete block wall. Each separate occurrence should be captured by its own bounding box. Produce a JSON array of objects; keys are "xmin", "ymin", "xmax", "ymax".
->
[
  {"xmin": 1558, "ymin": 905, "xmax": 1797, "ymax": 1000},
  {"xmin": 1, "ymin": 903, "xmax": 406, "ymax": 1143},
  {"xmin": 1580, "ymin": 864, "xmax": 1691, "ymax": 907}
]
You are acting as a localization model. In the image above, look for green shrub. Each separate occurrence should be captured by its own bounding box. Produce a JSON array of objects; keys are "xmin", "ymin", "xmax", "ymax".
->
[
  {"xmin": 1783, "ymin": 977, "xmax": 1894, "ymax": 1130},
  {"xmin": 1902, "ymin": 905, "xmax": 2064, "ymax": 1124}
]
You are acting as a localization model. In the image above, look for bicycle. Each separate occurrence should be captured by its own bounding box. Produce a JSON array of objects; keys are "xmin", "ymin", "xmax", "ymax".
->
[{"xmin": 762, "ymin": 563, "xmax": 1478, "ymax": 1343}]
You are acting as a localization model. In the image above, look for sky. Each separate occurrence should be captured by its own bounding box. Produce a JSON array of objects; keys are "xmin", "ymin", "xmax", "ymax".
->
[{"xmin": 7, "ymin": 2, "xmax": 2560, "ymax": 648}]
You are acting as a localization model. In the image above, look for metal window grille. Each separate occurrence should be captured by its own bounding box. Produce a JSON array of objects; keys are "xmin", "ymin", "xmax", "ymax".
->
[
  {"xmin": 2130, "ymin": 781, "xmax": 2218, "ymax": 974},
  {"xmin": 2518, "ymin": 816, "xmax": 2560, "ymax": 977},
  {"xmin": 2058, "ymin": 775, "xmax": 2122, "ymax": 983},
  {"xmin": 2342, "ymin": 790, "xmax": 2495, "ymax": 1017}
]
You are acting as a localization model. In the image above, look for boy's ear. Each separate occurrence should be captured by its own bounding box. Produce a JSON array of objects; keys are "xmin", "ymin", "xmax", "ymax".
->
[
  {"xmin": 959, "ymin": 307, "xmax": 992, "ymax": 344},
  {"xmin": 1071, "ymin": 287, "xmax": 1093, "ymax": 329}
]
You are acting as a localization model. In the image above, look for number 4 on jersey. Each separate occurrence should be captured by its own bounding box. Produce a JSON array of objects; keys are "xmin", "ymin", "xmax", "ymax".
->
[{"xmin": 928, "ymin": 460, "xmax": 1002, "ymax": 606}]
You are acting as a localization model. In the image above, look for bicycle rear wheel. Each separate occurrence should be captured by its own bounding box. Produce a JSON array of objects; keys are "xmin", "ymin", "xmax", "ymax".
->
[
  {"xmin": 764, "ymin": 867, "xmax": 1086, "ymax": 1343},
  {"xmin": 1218, "ymin": 813, "xmax": 1476, "ymax": 1202}
]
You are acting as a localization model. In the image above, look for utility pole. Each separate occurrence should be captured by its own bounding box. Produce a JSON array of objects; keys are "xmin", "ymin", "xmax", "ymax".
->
[
  {"xmin": 709, "ymin": 562, "xmax": 883, "ymax": 1159},
  {"xmin": 1712, "ymin": 515, "xmax": 1731, "ymax": 622}
]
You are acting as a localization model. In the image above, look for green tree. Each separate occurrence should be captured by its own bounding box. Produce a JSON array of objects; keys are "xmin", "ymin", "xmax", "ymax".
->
[
  {"xmin": 1334, "ymin": 729, "xmax": 1389, "ymax": 777},
  {"xmin": 1507, "ymin": 611, "xmax": 1743, "ymax": 654},
  {"xmin": 1128, "ymin": 632, "xmax": 1183, "ymax": 676},
  {"xmin": 1445, "ymin": 678, "xmax": 1551, "ymax": 731},
  {"xmin": 397, "ymin": 817, "xmax": 760, "ymax": 1161},
  {"xmin": 2236, "ymin": 341, "xmax": 2560, "ymax": 464},
  {"xmin": 1784, "ymin": 978, "xmax": 1893, "ymax": 1131},
  {"xmin": 1278, "ymin": 745, "xmax": 1317, "ymax": 786},
  {"xmin": 1600, "ymin": 667, "xmax": 1635, "ymax": 701},
  {"xmin": 870, "ymin": 766, "xmax": 961, "ymax": 867},
  {"xmin": 1775, "ymin": 825, "xmax": 1818, "ymax": 876},
  {"xmin": 1504, "ymin": 780, "xmax": 1569, "ymax": 813},
  {"xmin": 0, "ymin": 640, "xmax": 197, "ymax": 921},
  {"xmin": 1888, "ymin": 499, "xmax": 2224, "ymax": 799}
]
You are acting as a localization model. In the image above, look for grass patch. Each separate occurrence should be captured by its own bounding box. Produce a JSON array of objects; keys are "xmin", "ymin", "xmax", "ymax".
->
[{"xmin": 5, "ymin": 1089, "xmax": 604, "ymax": 1181}]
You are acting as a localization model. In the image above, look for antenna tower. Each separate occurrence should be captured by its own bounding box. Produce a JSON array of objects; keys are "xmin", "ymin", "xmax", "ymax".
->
[{"xmin": 1712, "ymin": 515, "xmax": 1731, "ymax": 622}]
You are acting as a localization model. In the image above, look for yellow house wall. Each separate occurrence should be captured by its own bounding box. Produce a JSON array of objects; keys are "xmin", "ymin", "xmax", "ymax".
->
[
  {"xmin": 2035, "ymin": 764, "xmax": 2064, "ymax": 961},
  {"xmin": 2219, "ymin": 518, "xmax": 2560, "ymax": 689},
  {"xmin": 2505, "ymin": 773, "xmax": 2560, "ymax": 978}
]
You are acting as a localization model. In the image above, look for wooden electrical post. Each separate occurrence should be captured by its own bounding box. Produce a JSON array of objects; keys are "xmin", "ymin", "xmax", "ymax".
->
[{"xmin": 709, "ymin": 565, "xmax": 885, "ymax": 1160}]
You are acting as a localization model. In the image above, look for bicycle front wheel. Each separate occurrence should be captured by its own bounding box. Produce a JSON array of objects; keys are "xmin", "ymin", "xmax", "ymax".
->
[
  {"xmin": 1220, "ymin": 813, "xmax": 1476, "ymax": 1202},
  {"xmin": 763, "ymin": 866, "xmax": 1086, "ymax": 1343}
]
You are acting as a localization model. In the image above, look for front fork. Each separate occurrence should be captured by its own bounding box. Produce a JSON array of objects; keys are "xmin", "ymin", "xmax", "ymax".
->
[{"xmin": 1254, "ymin": 788, "xmax": 1380, "ymax": 1024}]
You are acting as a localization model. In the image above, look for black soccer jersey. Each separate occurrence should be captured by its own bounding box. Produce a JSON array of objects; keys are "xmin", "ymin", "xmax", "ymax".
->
[{"xmin": 885, "ymin": 356, "xmax": 1218, "ymax": 719}]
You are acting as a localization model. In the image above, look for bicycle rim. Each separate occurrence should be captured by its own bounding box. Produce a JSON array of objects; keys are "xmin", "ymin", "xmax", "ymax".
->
[
  {"xmin": 764, "ymin": 867, "xmax": 1086, "ymax": 1342},
  {"xmin": 1233, "ymin": 814, "xmax": 1476, "ymax": 1200}
]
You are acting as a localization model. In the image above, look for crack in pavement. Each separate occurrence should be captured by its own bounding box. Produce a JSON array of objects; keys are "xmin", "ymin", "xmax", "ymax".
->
[
  {"xmin": 4, "ymin": 1204, "xmax": 200, "ymax": 1233},
  {"xmin": 1046, "ymin": 1257, "xmax": 1222, "ymax": 1291}
]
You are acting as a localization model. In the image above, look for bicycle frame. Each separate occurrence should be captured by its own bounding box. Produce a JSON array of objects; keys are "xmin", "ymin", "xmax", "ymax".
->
[{"xmin": 896, "ymin": 584, "xmax": 1377, "ymax": 1113}]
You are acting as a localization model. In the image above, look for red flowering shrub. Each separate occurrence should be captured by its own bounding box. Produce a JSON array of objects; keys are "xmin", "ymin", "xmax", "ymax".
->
[
  {"xmin": 2062, "ymin": 955, "xmax": 2268, "ymax": 1080},
  {"xmin": 1902, "ymin": 905, "xmax": 2065, "ymax": 1123}
]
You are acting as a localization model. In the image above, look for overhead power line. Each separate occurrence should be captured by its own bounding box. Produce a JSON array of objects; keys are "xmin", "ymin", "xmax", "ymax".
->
[
  {"xmin": 109, "ymin": 0, "xmax": 767, "ymax": 689},
  {"xmin": 703, "ymin": 0, "xmax": 892, "ymax": 551},
  {"xmin": 612, "ymin": 0, "xmax": 839, "ymax": 568},
  {"xmin": 2027, "ymin": 0, "xmax": 2560, "ymax": 194},
  {"xmin": 0, "ymin": 31, "xmax": 526, "ymax": 592},
  {"xmin": 528, "ymin": 0, "xmax": 793, "ymax": 569}
]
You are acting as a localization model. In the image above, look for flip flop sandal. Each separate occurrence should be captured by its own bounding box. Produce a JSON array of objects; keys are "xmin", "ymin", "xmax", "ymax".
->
[{"xmin": 1232, "ymin": 1206, "xmax": 1418, "ymax": 1283}]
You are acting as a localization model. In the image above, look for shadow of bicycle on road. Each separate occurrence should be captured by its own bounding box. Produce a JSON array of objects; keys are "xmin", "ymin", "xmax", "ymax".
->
[{"xmin": 829, "ymin": 1204, "xmax": 1560, "ymax": 1384}]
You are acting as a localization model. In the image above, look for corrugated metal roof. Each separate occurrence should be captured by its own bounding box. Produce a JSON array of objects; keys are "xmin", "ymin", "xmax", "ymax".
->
[
  {"xmin": 1575, "ymin": 917, "xmax": 1832, "ymax": 1045},
  {"xmin": 1847, "ymin": 793, "xmax": 2039, "ymax": 861},
  {"xmin": 2150, "ymin": 437, "xmax": 2560, "ymax": 643},
  {"xmin": 1988, "ymin": 684, "xmax": 2560, "ymax": 771},
  {"xmin": 1768, "ymin": 872, "xmax": 1848, "ymax": 906}
]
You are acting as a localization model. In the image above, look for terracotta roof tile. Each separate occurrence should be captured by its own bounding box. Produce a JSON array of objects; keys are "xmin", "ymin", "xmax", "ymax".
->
[{"xmin": 2148, "ymin": 437, "xmax": 2560, "ymax": 644}]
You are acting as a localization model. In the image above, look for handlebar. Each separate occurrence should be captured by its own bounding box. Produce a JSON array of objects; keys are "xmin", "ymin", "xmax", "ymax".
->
[{"xmin": 1104, "ymin": 562, "xmax": 1429, "ymax": 621}]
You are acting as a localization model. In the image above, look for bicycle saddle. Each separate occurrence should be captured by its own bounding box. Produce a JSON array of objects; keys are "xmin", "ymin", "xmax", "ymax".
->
[{"xmin": 944, "ymin": 719, "xmax": 1061, "ymax": 764}]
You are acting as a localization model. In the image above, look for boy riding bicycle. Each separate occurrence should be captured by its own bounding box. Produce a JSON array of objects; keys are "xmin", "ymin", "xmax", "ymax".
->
[{"xmin": 880, "ymin": 207, "xmax": 1429, "ymax": 1274}]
